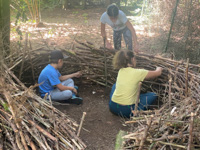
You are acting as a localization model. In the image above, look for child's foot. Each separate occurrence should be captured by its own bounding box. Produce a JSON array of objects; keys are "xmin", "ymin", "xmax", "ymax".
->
[
  {"xmin": 71, "ymin": 95, "xmax": 83, "ymax": 105},
  {"xmin": 74, "ymin": 86, "xmax": 78, "ymax": 90}
]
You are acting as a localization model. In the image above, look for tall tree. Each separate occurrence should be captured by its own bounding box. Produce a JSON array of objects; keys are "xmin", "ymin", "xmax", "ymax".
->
[
  {"xmin": 0, "ymin": 0, "xmax": 10, "ymax": 56},
  {"xmin": 164, "ymin": 0, "xmax": 179, "ymax": 53}
]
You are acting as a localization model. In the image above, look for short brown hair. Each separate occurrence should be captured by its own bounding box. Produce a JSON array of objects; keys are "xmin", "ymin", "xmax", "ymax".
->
[{"xmin": 113, "ymin": 50, "xmax": 134, "ymax": 70}]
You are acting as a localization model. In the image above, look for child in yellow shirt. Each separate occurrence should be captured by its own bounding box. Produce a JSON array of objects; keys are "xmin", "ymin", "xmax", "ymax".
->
[{"xmin": 109, "ymin": 50, "xmax": 162, "ymax": 118}]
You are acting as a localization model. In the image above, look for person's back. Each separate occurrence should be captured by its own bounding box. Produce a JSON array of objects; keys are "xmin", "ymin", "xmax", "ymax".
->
[
  {"xmin": 109, "ymin": 50, "xmax": 162, "ymax": 118},
  {"xmin": 38, "ymin": 64, "xmax": 61, "ymax": 98},
  {"xmin": 112, "ymin": 67, "xmax": 148, "ymax": 105}
]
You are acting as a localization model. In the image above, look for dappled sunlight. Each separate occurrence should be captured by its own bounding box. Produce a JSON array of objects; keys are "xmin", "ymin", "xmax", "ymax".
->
[
  {"xmin": 10, "ymin": 21, "xmax": 74, "ymax": 41},
  {"xmin": 10, "ymin": 7, "xmax": 166, "ymax": 58}
]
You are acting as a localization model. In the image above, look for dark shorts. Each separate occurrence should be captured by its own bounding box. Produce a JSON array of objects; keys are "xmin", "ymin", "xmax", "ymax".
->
[
  {"xmin": 109, "ymin": 84, "xmax": 158, "ymax": 118},
  {"xmin": 113, "ymin": 27, "xmax": 132, "ymax": 50}
]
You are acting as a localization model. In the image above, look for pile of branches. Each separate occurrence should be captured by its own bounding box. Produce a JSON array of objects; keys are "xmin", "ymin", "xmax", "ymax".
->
[
  {"xmin": 73, "ymin": 41, "xmax": 200, "ymax": 149},
  {"xmin": 0, "ymin": 64, "xmax": 86, "ymax": 149},
  {"xmin": 6, "ymin": 40, "xmax": 200, "ymax": 149}
]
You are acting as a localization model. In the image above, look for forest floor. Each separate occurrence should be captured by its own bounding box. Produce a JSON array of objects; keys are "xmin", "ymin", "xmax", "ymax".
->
[
  {"xmin": 39, "ymin": 8, "xmax": 145, "ymax": 150},
  {"xmin": 11, "ymin": 7, "xmax": 172, "ymax": 150}
]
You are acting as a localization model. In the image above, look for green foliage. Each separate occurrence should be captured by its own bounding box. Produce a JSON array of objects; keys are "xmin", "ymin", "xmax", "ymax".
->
[
  {"xmin": 73, "ymin": 11, "xmax": 79, "ymax": 14},
  {"xmin": 40, "ymin": 0, "xmax": 60, "ymax": 9},
  {"xmin": 82, "ymin": 13, "xmax": 88, "ymax": 23},
  {"xmin": 115, "ymin": 130, "xmax": 127, "ymax": 150},
  {"xmin": 2, "ymin": 103, "xmax": 9, "ymax": 111},
  {"xmin": 11, "ymin": 0, "xmax": 28, "ymax": 25}
]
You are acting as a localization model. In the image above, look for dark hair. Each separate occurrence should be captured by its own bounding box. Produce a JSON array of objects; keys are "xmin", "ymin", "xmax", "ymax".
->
[
  {"xmin": 49, "ymin": 50, "xmax": 64, "ymax": 64},
  {"xmin": 113, "ymin": 50, "xmax": 135, "ymax": 70},
  {"xmin": 107, "ymin": 4, "xmax": 119, "ymax": 17},
  {"xmin": 50, "ymin": 59, "xmax": 60, "ymax": 64},
  {"xmin": 49, "ymin": 50, "xmax": 69, "ymax": 64}
]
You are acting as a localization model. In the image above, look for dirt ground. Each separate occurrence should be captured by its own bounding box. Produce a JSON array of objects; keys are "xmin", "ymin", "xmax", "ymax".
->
[
  {"xmin": 54, "ymin": 84, "xmax": 129, "ymax": 150},
  {"xmin": 23, "ymin": 7, "xmax": 160, "ymax": 150},
  {"xmin": 14, "ymin": 7, "xmax": 165, "ymax": 150},
  {"xmin": 38, "ymin": 8, "xmax": 133, "ymax": 149}
]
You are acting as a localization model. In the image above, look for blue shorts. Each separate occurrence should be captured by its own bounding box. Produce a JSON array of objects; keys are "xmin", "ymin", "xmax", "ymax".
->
[{"xmin": 109, "ymin": 84, "xmax": 157, "ymax": 118}]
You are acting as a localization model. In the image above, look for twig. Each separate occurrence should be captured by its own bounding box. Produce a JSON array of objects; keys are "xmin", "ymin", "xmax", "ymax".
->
[
  {"xmin": 28, "ymin": 39, "xmax": 35, "ymax": 83},
  {"xmin": 169, "ymin": 78, "xmax": 172, "ymax": 108},
  {"xmin": 185, "ymin": 58, "xmax": 189, "ymax": 97},
  {"xmin": 19, "ymin": 32, "xmax": 28, "ymax": 80},
  {"xmin": 134, "ymin": 82, "xmax": 142, "ymax": 116},
  {"xmin": 103, "ymin": 37, "xmax": 108, "ymax": 88},
  {"xmin": 77, "ymin": 112, "xmax": 87, "ymax": 137},
  {"xmin": 187, "ymin": 112, "xmax": 194, "ymax": 150},
  {"xmin": 28, "ymin": 120, "xmax": 58, "ymax": 141},
  {"xmin": 139, "ymin": 116, "xmax": 153, "ymax": 150}
]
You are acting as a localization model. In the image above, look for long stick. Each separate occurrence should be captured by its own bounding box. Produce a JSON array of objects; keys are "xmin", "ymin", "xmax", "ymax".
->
[
  {"xmin": 187, "ymin": 112, "xmax": 194, "ymax": 150},
  {"xmin": 184, "ymin": 0, "xmax": 193, "ymax": 58},
  {"xmin": 19, "ymin": 33, "xmax": 28, "ymax": 80},
  {"xmin": 77, "ymin": 112, "xmax": 87, "ymax": 137},
  {"xmin": 28, "ymin": 39, "xmax": 35, "ymax": 83},
  {"xmin": 185, "ymin": 58, "xmax": 189, "ymax": 97},
  {"xmin": 169, "ymin": 78, "xmax": 172, "ymax": 107},
  {"xmin": 139, "ymin": 116, "xmax": 153, "ymax": 150},
  {"xmin": 103, "ymin": 37, "xmax": 108, "ymax": 88},
  {"xmin": 164, "ymin": 0, "xmax": 180, "ymax": 52},
  {"xmin": 134, "ymin": 82, "xmax": 142, "ymax": 116},
  {"xmin": 2, "ymin": 84, "xmax": 29, "ymax": 150},
  {"xmin": 28, "ymin": 120, "xmax": 58, "ymax": 141}
]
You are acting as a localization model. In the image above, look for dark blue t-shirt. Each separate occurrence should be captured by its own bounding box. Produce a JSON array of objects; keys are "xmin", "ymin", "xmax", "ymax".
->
[{"xmin": 38, "ymin": 64, "xmax": 61, "ymax": 97}]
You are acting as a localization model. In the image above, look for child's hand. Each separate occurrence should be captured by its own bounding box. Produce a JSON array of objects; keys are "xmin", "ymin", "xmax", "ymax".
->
[
  {"xmin": 134, "ymin": 44, "xmax": 140, "ymax": 53},
  {"xmin": 106, "ymin": 41, "xmax": 113, "ymax": 50},
  {"xmin": 156, "ymin": 67, "xmax": 163, "ymax": 75},
  {"xmin": 74, "ymin": 71, "xmax": 82, "ymax": 78},
  {"xmin": 72, "ymin": 88, "xmax": 77, "ymax": 94}
]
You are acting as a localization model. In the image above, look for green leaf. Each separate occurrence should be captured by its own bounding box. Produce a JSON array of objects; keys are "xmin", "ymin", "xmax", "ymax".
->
[{"xmin": 2, "ymin": 103, "xmax": 9, "ymax": 111}]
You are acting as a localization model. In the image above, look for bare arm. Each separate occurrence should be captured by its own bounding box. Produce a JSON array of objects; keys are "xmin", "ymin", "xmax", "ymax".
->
[
  {"xmin": 101, "ymin": 23, "xmax": 112, "ymax": 49},
  {"xmin": 125, "ymin": 20, "xmax": 139, "ymax": 52},
  {"xmin": 59, "ymin": 71, "xmax": 82, "ymax": 82},
  {"xmin": 145, "ymin": 67, "xmax": 162, "ymax": 80},
  {"xmin": 101, "ymin": 23, "xmax": 106, "ymax": 39}
]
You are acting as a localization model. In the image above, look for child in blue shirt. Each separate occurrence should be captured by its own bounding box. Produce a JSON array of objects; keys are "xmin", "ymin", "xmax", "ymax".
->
[{"xmin": 38, "ymin": 50, "xmax": 82, "ymax": 104}]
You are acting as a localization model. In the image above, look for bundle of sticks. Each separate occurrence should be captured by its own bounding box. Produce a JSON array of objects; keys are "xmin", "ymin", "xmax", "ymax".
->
[
  {"xmin": 5, "ymin": 40, "xmax": 200, "ymax": 149},
  {"xmin": 0, "ymin": 64, "xmax": 86, "ymax": 149},
  {"xmin": 72, "ymin": 41, "xmax": 200, "ymax": 149}
]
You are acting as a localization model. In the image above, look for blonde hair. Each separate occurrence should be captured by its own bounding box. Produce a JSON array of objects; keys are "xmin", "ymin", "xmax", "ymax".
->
[{"xmin": 113, "ymin": 50, "xmax": 135, "ymax": 70}]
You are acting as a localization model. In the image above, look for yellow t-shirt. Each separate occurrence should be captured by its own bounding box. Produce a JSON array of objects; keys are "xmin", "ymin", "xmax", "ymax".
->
[{"xmin": 112, "ymin": 67, "xmax": 148, "ymax": 105}]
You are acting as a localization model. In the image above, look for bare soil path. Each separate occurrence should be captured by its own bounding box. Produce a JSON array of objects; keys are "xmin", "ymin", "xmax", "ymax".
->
[
  {"xmin": 55, "ymin": 84, "xmax": 129, "ymax": 150},
  {"xmin": 26, "ymin": 7, "xmax": 160, "ymax": 149}
]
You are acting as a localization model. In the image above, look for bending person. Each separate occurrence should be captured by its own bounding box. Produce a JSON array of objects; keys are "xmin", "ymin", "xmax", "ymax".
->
[
  {"xmin": 109, "ymin": 50, "xmax": 162, "ymax": 118},
  {"xmin": 100, "ymin": 4, "xmax": 139, "ymax": 52},
  {"xmin": 38, "ymin": 50, "xmax": 83, "ymax": 104}
]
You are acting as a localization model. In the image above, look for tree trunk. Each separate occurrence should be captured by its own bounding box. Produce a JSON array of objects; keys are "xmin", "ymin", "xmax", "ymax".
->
[
  {"xmin": 0, "ymin": 0, "xmax": 10, "ymax": 56},
  {"xmin": 164, "ymin": 0, "xmax": 179, "ymax": 53},
  {"xmin": 64, "ymin": 0, "xmax": 69, "ymax": 9},
  {"xmin": 0, "ymin": 0, "xmax": 2, "ymax": 68},
  {"xmin": 184, "ymin": 0, "xmax": 193, "ymax": 59},
  {"xmin": 82, "ymin": 0, "xmax": 87, "ymax": 9}
]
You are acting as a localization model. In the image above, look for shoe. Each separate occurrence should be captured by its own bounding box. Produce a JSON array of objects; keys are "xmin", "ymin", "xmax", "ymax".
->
[
  {"xmin": 72, "ymin": 87, "xmax": 80, "ymax": 97},
  {"xmin": 53, "ymin": 97, "xmax": 83, "ymax": 105},
  {"xmin": 74, "ymin": 86, "xmax": 78, "ymax": 90},
  {"xmin": 70, "ymin": 95, "xmax": 83, "ymax": 105}
]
